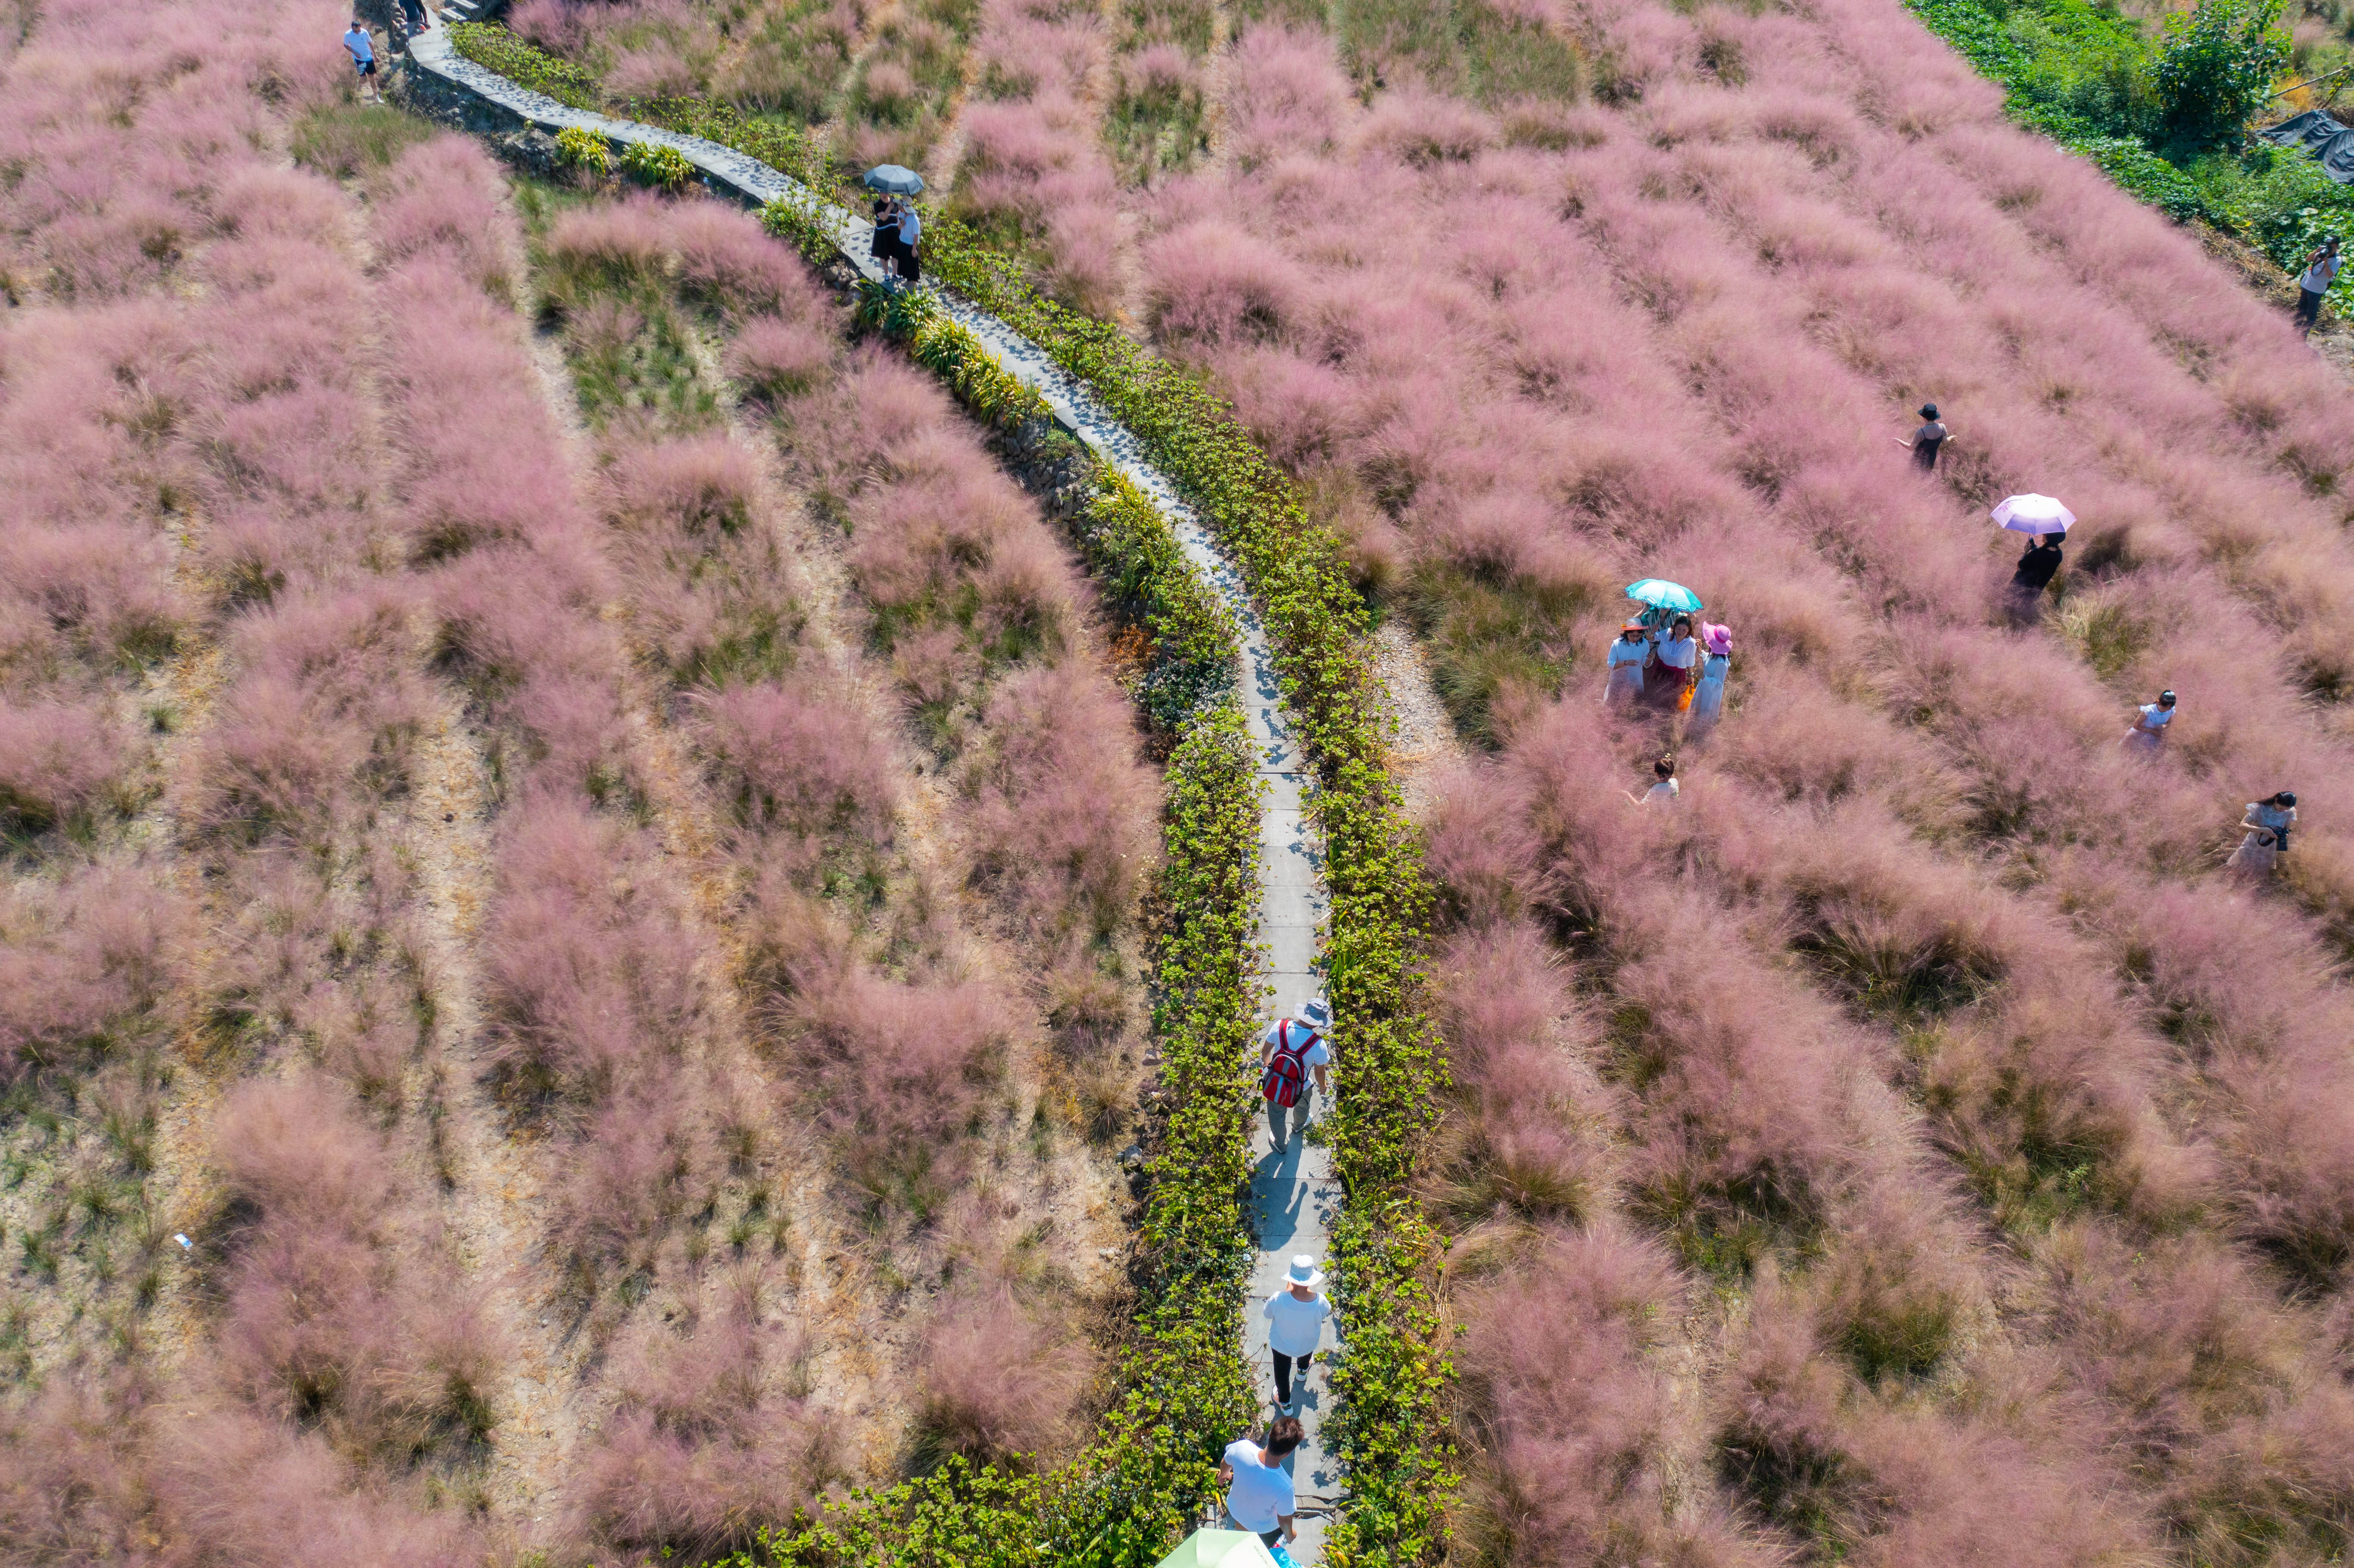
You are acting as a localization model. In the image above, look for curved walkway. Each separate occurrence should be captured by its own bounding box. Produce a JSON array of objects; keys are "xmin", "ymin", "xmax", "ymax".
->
[{"xmin": 405, "ymin": 28, "xmax": 1347, "ymax": 1558}]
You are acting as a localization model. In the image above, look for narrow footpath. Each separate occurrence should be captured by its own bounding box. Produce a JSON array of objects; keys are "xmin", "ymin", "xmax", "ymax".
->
[{"xmin": 404, "ymin": 28, "xmax": 1349, "ymax": 1558}]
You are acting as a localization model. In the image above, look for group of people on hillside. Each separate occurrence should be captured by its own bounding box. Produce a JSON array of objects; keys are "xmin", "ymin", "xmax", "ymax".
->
[{"xmin": 1604, "ymin": 615, "xmax": 1730, "ymax": 732}]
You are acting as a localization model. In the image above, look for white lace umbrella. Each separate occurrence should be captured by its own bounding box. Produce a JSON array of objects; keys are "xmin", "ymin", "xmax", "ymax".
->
[{"xmin": 1990, "ymin": 494, "xmax": 2077, "ymax": 535}]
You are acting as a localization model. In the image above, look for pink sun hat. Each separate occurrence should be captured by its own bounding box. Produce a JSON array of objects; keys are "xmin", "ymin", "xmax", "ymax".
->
[{"xmin": 1701, "ymin": 622, "xmax": 1731, "ymax": 656}]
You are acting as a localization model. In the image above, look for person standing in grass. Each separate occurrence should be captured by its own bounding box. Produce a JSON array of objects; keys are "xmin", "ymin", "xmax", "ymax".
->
[
  {"xmin": 344, "ymin": 18, "xmax": 379, "ymax": 102},
  {"xmin": 1264, "ymin": 1255, "xmax": 1334, "ymax": 1410},
  {"xmin": 1896, "ymin": 402, "xmax": 1948, "ymax": 470},
  {"xmin": 1604, "ymin": 621, "xmax": 1649, "ymax": 707},
  {"xmin": 1219, "ymin": 1416, "xmax": 1305, "ymax": 1554},
  {"xmin": 2230, "ymin": 791, "xmax": 2297, "ymax": 874},
  {"xmin": 1625, "ymin": 754, "xmax": 1679, "ymax": 806},
  {"xmin": 2121, "ymin": 689, "xmax": 2177, "ymax": 756},
  {"xmin": 1651, "ymin": 614, "xmax": 1699, "ymax": 711},
  {"xmin": 1259, "ymin": 999, "xmax": 1332, "ymax": 1154},
  {"xmin": 1688, "ymin": 622, "xmax": 1731, "ymax": 735},
  {"xmin": 2008, "ymin": 530, "xmax": 2064, "ymax": 621},
  {"xmin": 2297, "ymin": 237, "xmax": 2342, "ymax": 337}
]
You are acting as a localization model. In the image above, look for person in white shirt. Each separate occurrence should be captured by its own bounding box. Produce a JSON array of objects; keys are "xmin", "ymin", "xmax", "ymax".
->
[
  {"xmin": 1219, "ymin": 1416, "xmax": 1305, "ymax": 1551},
  {"xmin": 2120, "ymin": 688, "xmax": 2175, "ymax": 756},
  {"xmin": 343, "ymin": 19, "xmax": 378, "ymax": 102},
  {"xmin": 896, "ymin": 199, "xmax": 923, "ymax": 284},
  {"xmin": 1264, "ymin": 1255, "xmax": 1334, "ymax": 1409},
  {"xmin": 1258, "ymin": 998, "xmax": 1331, "ymax": 1154},
  {"xmin": 2297, "ymin": 237, "xmax": 2342, "ymax": 336},
  {"xmin": 2229, "ymin": 791, "xmax": 2296, "ymax": 874},
  {"xmin": 1604, "ymin": 622, "xmax": 1648, "ymax": 707},
  {"xmin": 1652, "ymin": 614, "xmax": 1699, "ymax": 711},
  {"xmin": 1624, "ymin": 754, "xmax": 1679, "ymax": 807}
]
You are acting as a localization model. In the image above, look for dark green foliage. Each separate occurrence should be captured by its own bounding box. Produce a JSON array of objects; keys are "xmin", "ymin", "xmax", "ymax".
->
[{"xmin": 2154, "ymin": 0, "xmax": 2291, "ymax": 151}]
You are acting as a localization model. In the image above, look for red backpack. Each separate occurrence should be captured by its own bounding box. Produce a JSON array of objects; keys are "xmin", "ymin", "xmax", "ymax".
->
[{"xmin": 1261, "ymin": 1020, "xmax": 1320, "ymax": 1108}]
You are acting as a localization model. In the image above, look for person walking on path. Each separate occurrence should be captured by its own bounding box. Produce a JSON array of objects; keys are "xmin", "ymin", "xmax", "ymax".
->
[
  {"xmin": 1604, "ymin": 621, "xmax": 1649, "ymax": 707},
  {"xmin": 2229, "ymin": 791, "xmax": 2297, "ymax": 874},
  {"xmin": 1897, "ymin": 403, "xmax": 1948, "ymax": 470},
  {"xmin": 399, "ymin": 0, "xmax": 431, "ymax": 37},
  {"xmin": 1259, "ymin": 999, "xmax": 1332, "ymax": 1155},
  {"xmin": 1220, "ymin": 1416, "xmax": 1305, "ymax": 1555},
  {"xmin": 1264, "ymin": 1255, "xmax": 1334, "ymax": 1411},
  {"xmin": 2297, "ymin": 238, "xmax": 2342, "ymax": 337},
  {"xmin": 1625, "ymin": 754, "xmax": 1679, "ymax": 806},
  {"xmin": 344, "ymin": 19, "xmax": 380, "ymax": 101},
  {"xmin": 2121, "ymin": 689, "xmax": 2177, "ymax": 756},
  {"xmin": 895, "ymin": 197, "xmax": 923, "ymax": 285},
  {"xmin": 1688, "ymin": 621, "xmax": 1731, "ymax": 736}
]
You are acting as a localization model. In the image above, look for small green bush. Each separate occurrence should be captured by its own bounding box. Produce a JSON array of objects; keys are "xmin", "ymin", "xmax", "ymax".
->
[
  {"xmin": 554, "ymin": 125, "xmax": 610, "ymax": 177},
  {"xmin": 618, "ymin": 139, "xmax": 695, "ymax": 191}
]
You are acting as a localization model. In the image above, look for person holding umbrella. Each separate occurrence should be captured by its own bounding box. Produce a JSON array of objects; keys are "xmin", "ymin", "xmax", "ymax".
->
[
  {"xmin": 2121, "ymin": 690, "xmax": 2177, "ymax": 756},
  {"xmin": 1993, "ymin": 495, "xmax": 2074, "ymax": 621},
  {"xmin": 863, "ymin": 165, "xmax": 924, "ymax": 283}
]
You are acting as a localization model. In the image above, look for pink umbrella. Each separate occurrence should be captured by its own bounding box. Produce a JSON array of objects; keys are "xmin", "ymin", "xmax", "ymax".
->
[{"xmin": 1990, "ymin": 494, "xmax": 2077, "ymax": 535}]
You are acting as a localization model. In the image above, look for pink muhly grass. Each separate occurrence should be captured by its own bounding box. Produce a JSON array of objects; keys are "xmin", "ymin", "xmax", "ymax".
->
[
  {"xmin": 729, "ymin": 313, "xmax": 838, "ymax": 403},
  {"xmin": 0, "ymin": 697, "xmax": 123, "ymax": 832},
  {"xmin": 484, "ymin": 804, "xmax": 708, "ymax": 1105},
  {"xmin": 0, "ymin": 868, "xmax": 181, "ymax": 1081},
  {"xmin": 968, "ymin": 661, "xmax": 1156, "ymax": 947},
  {"xmin": 776, "ymin": 969, "xmax": 1010, "ymax": 1148},
  {"xmin": 602, "ymin": 433, "xmax": 763, "ymax": 538},
  {"xmin": 912, "ymin": 1286, "xmax": 1087, "ymax": 1469},
  {"xmin": 701, "ymin": 681, "xmax": 898, "ymax": 848}
]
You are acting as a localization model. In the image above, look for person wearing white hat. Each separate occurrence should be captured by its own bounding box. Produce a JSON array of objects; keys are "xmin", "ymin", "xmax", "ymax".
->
[
  {"xmin": 1258, "ymin": 999, "xmax": 1332, "ymax": 1154},
  {"xmin": 1264, "ymin": 1254, "xmax": 1334, "ymax": 1409}
]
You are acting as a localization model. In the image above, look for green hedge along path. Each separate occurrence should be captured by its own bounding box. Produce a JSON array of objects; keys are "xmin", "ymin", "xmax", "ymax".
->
[{"xmin": 405, "ymin": 24, "xmax": 1452, "ymax": 1567}]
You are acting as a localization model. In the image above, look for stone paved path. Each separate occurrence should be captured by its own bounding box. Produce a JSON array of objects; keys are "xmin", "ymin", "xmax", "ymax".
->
[{"xmin": 405, "ymin": 31, "xmax": 1344, "ymax": 1556}]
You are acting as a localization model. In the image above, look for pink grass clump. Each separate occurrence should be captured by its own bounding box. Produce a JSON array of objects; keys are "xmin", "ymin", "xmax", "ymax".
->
[
  {"xmin": 913, "ymin": 1286, "xmax": 1087, "ymax": 1468},
  {"xmin": 0, "ymin": 697, "xmax": 122, "ymax": 832},
  {"xmin": 0, "ymin": 868, "xmax": 181, "ymax": 1083},
  {"xmin": 703, "ymin": 681, "xmax": 898, "ymax": 849}
]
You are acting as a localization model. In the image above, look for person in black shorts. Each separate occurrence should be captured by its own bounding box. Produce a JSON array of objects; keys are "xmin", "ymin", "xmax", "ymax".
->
[
  {"xmin": 344, "ymin": 19, "xmax": 379, "ymax": 101},
  {"xmin": 1897, "ymin": 402, "xmax": 1947, "ymax": 470}
]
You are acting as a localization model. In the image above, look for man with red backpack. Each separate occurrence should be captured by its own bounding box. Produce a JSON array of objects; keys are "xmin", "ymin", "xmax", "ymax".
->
[{"xmin": 1259, "ymin": 999, "xmax": 1332, "ymax": 1154}]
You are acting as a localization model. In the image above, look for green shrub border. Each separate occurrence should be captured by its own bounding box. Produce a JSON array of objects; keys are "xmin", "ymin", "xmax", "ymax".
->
[{"xmin": 444, "ymin": 25, "xmax": 1455, "ymax": 1562}]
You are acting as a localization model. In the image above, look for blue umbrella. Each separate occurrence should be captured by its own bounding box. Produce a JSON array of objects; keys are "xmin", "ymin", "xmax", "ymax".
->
[
  {"xmin": 863, "ymin": 164, "xmax": 925, "ymax": 194},
  {"xmin": 1625, "ymin": 579, "xmax": 1703, "ymax": 614}
]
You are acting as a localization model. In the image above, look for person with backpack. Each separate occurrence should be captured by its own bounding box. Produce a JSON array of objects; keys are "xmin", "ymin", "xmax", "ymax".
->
[{"xmin": 1259, "ymin": 999, "xmax": 1332, "ymax": 1154}]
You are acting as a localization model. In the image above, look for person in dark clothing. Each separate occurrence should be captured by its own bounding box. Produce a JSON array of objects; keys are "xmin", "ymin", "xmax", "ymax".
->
[
  {"xmin": 1896, "ymin": 403, "xmax": 1947, "ymax": 470},
  {"xmin": 870, "ymin": 196, "xmax": 903, "ymax": 277},
  {"xmin": 399, "ymin": 0, "xmax": 431, "ymax": 35},
  {"xmin": 2007, "ymin": 530, "xmax": 2064, "ymax": 622}
]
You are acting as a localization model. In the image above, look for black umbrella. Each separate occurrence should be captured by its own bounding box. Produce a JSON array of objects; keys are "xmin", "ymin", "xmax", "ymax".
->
[{"xmin": 863, "ymin": 164, "xmax": 925, "ymax": 195}]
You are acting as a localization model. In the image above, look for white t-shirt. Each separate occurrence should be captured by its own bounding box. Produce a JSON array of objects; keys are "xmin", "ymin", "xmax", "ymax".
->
[
  {"xmin": 1259, "ymin": 1019, "xmax": 1330, "ymax": 1069},
  {"xmin": 1656, "ymin": 635, "xmax": 1697, "ymax": 670},
  {"xmin": 344, "ymin": 26, "xmax": 374, "ymax": 62},
  {"xmin": 2137, "ymin": 703, "xmax": 2173, "ymax": 730},
  {"xmin": 1607, "ymin": 637, "xmax": 1647, "ymax": 668},
  {"xmin": 2303, "ymin": 251, "xmax": 2342, "ymax": 293},
  {"xmin": 1264, "ymin": 1288, "xmax": 1334, "ymax": 1356},
  {"xmin": 1224, "ymin": 1438, "xmax": 1295, "ymax": 1531},
  {"xmin": 898, "ymin": 206, "xmax": 922, "ymax": 243},
  {"xmin": 1642, "ymin": 778, "xmax": 1680, "ymax": 806}
]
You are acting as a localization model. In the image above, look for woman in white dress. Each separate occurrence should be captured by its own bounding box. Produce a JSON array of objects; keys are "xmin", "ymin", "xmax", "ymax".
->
[
  {"xmin": 2228, "ymin": 791, "xmax": 2296, "ymax": 874},
  {"xmin": 2120, "ymin": 690, "xmax": 2175, "ymax": 755},
  {"xmin": 1625, "ymin": 754, "xmax": 1679, "ymax": 806},
  {"xmin": 1604, "ymin": 622, "xmax": 1649, "ymax": 707},
  {"xmin": 1652, "ymin": 615, "xmax": 1700, "ymax": 712},
  {"xmin": 1688, "ymin": 622, "xmax": 1731, "ymax": 735}
]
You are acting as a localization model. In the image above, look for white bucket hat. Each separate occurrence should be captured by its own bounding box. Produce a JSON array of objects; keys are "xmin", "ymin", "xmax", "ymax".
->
[
  {"xmin": 1295, "ymin": 999, "xmax": 1332, "ymax": 1031},
  {"xmin": 1285, "ymin": 1255, "xmax": 1325, "ymax": 1288}
]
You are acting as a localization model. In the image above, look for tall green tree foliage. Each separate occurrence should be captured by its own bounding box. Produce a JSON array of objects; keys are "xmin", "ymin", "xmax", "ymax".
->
[{"xmin": 2153, "ymin": 0, "xmax": 2289, "ymax": 151}]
